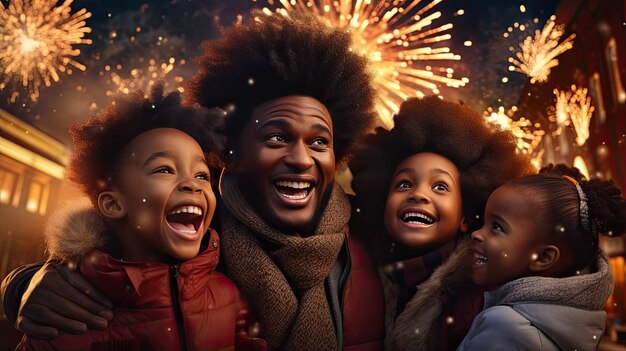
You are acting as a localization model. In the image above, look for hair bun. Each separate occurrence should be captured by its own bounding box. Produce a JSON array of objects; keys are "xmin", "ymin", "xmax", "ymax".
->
[
  {"xmin": 584, "ymin": 178, "xmax": 626, "ymax": 238},
  {"xmin": 539, "ymin": 163, "xmax": 586, "ymax": 183}
]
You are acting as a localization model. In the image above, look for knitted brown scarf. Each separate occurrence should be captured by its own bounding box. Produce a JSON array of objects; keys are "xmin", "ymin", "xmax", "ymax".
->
[{"xmin": 219, "ymin": 174, "xmax": 349, "ymax": 350}]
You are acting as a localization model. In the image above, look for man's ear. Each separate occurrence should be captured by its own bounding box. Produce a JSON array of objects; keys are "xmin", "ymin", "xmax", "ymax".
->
[
  {"xmin": 459, "ymin": 216, "xmax": 469, "ymax": 233},
  {"xmin": 529, "ymin": 245, "xmax": 560, "ymax": 272},
  {"xmin": 98, "ymin": 191, "xmax": 125, "ymax": 219}
]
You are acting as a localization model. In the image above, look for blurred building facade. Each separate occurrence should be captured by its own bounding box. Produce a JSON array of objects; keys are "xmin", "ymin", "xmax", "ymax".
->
[
  {"xmin": 515, "ymin": 0, "xmax": 626, "ymax": 341},
  {"xmin": 0, "ymin": 108, "xmax": 71, "ymax": 346}
]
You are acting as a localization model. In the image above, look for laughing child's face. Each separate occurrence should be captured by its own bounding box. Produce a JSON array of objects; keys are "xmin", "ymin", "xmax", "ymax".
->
[
  {"xmin": 101, "ymin": 128, "xmax": 216, "ymax": 262},
  {"xmin": 470, "ymin": 185, "xmax": 545, "ymax": 287},
  {"xmin": 383, "ymin": 152, "xmax": 466, "ymax": 251}
]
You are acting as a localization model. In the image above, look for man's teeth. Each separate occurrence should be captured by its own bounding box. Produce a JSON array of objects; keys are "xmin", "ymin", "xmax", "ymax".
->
[
  {"xmin": 402, "ymin": 212, "xmax": 434, "ymax": 224},
  {"xmin": 167, "ymin": 206, "xmax": 202, "ymax": 215},
  {"xmin": 275, "ymin": 180, "xmax": 312, "ymax": 189},
  {"xmin": 474, "ymin": 252, "xmax": 488, "ymax": 265}
]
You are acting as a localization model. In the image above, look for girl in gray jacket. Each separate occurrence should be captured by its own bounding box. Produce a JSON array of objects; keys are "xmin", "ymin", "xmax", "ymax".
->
[{"xmin": 458, "ymin": 164, "xmax": 626, "ymax": 350}]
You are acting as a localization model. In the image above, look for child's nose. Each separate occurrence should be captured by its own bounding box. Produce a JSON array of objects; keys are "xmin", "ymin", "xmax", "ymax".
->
[
  {"xmin": 179, "ymin": 178, "xmax": 203, "ymax": 193},
  {"xmin": 408, "ymin": 187, "xmax": 430, "ymax": 203},
  {"xmin": 471, "ymin": 230, "xmax": 484, "ymax": 242}
]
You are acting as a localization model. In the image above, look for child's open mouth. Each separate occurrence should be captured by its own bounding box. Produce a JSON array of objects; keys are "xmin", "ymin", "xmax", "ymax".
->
[
  {"xmin": 474, "ymin": 251, "xmax": 488, "ymax": 266},
  {"xmin": 166, "ymin": 205, "xmax": 204, "ymax": 237},
  {"xmin": 400, "ymin": 211, "xmax": 435, "ymax": 225},
  {"xmin": 274, "ymin": 180, "xmax": 314, "ymax": 201}
]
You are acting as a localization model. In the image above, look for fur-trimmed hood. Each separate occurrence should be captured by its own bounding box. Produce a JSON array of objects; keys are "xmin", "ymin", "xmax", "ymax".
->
[
  {"xmin": 44, "ymin": 199, "xmax": 107, "ymax": 262},
  {"xmin": 387, "ymin": 236, "xmax": 482, "ymax": 351}
]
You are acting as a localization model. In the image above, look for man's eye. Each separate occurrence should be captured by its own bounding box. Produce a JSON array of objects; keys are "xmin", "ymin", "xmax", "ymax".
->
[
  {"xmin": 267, "ymin": 135, "xmax": 287, "ymax": 143},
  {"xmin": 311, "ymin": 137, "xmax": 328, "ymax": 146}
]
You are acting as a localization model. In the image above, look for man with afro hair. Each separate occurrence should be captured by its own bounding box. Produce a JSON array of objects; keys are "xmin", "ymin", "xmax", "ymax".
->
[
  {"xmin": 2, "ymin": 11, "xmax": 384, "ymax": 351},
  {"xmin": 184, "ymin": 12, "xmax": 383, "ymax": 351},
  {"xmin": 349, "ymin": 96, "xmax": 535, "ymax": 350}
]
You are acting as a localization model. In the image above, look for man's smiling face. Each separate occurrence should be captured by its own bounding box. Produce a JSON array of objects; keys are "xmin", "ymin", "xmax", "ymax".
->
[{"xmin": 234, "ymin": 95, "xmax": 336, "ymax": 234}]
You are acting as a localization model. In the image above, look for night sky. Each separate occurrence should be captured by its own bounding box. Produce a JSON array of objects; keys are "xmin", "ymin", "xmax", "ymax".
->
[{"xmin": 0, "ymin": 0, "xmax": 560, "ymax": 145}]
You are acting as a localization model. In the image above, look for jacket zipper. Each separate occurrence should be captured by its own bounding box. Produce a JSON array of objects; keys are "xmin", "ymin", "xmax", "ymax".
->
[
  {"xmin": 338, "ymin": 240, "xmax": 351, "ymax": 308},
  {"xmin": 324, "ymin": 278, "xmax": 339, "ymax": 327},
  {"xmin": 326, "ymin": 239, "xmax": 351, "ymax": 350},
  {"xmin": 169, "ymin": 264, "xmax": 188, "ymax": 351}
]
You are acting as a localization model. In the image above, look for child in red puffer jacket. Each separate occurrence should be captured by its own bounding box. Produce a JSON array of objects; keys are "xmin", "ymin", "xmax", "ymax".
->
[{"xmin": 20, "ymin": 87, "xmax": 264, "ymax": 351}]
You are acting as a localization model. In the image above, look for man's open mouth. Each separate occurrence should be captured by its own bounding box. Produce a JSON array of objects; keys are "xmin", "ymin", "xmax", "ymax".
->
[
  {"xmin": 166, "ymin": 205, "xmax": 204, "ymax": 235},
  {"xmin": 274, "ymin": 180, "xmax": 314, "ymax": 201}
]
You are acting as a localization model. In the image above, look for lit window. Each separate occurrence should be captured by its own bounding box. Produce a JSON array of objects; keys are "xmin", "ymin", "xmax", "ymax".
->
[
  {"xmin": 0, "ymin": 168, "xmax": 19, "ymax": 205},
  {"xmin": 25, "ymin": 180, "xmax": 48, "ymax": 215},
  {"xmin": 606, "ymin": 38, "xmax": 626, "ymax": 104}
]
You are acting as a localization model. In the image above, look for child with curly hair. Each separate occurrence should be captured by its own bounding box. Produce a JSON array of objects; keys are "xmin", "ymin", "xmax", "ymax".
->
[
  {"xmin": 19, "ymin": 86, "xmax": 257, "ymax": 350},
  {"xmin": 458, "ymin": 164, "xmax": 625, "ymax": 350},
  {"xmin": 349, "ymin": 96, "xmax": 535, "ymax": 350}
]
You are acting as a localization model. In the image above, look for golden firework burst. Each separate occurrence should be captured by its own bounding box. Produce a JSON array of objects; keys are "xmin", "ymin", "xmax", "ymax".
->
[
  {"xmin": 260, "ymin": 0, "xmax": 467, "ymax": 128},
  {"xmin": 485, "ymin": 106, "xmax": 545, "ymax": 167},
  {"xmin": 508, "ymin": 15, "xmax": 575, "ymax": 84},
  {"xmin": 553, "ymin": 85, "xmax": 595, "ymax": 146},
  {"xmin": 103, "ymin": 57, "xmax": 185, "ymax": 98},
  {"xmin": 0, "ymin": 0, "xmax": 92, "ymax": 102}
]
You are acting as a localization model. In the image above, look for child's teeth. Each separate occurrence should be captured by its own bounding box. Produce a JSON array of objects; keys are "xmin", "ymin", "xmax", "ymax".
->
[
  {"xmin": 168, "ymin": 206, "xmax": 203, "ymax": 215},
  {"xmin": 402, "ymin": 212, "xmax": 434, "ymax": 223},
  {"xmin": 474, "ymin": 252, "xmax": 487, "ymax": 265}
]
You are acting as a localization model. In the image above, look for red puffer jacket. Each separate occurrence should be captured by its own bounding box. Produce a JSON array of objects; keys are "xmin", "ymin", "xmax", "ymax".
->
[
  {"xmin": 343, "ymin": 234, "xmax": 386, "ymax": 351},
  {"xmin": 17, "ymin": 202, "xmax": 264, "ymax": 351}
]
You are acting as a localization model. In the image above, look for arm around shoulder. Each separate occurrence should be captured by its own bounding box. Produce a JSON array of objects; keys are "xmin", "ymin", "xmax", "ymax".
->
[{"xmin": 1, "ymin": 262, "xmax": 45, "ymax": 324}]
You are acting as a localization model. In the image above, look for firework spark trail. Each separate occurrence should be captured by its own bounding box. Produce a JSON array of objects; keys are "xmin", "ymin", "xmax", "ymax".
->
[
  {"xmin": 553, "ymin": 85, "xmax": 595, "ymax": 146},
  {"xmin": 509, "ymin": 15, "xmax": 575, "ymax": 84},
  {"xmin": 485, "ymin": 106, "xmax": 545, "ymax": 167},
  {"xmin": 0, "ymin": 0, "xmax": 92, "ymax": 102},
  {"xmin": 103, "ymin": 57, "xmax": 184, "ymax": 98},
  {"xmin": 261, "ymin": 0, "xmax": 467, "ymax": 128}
]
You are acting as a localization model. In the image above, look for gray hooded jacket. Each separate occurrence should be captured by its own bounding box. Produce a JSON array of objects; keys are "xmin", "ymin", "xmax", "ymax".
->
[{"xmin": 457, "ymin": 251, "xmax": 613, "ymax": 350}]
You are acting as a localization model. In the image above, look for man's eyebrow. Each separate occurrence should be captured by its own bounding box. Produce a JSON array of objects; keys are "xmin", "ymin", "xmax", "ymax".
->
[
  {"xmin": 311, "ymin": 123, "xmax": 332, "ymax": 135},
  {"xmin": 258, "ymin": 118, "xmax": 290, "ymax": 130},
  {"xmin": 142, "ymin": 151, "xmax": 173, "ymax": 168}
]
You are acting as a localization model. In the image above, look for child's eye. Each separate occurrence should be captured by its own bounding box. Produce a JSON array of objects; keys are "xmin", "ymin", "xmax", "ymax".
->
[
  {"xmin": 491, "ymin": 222, "xmax": 504, "ymax": 233},
  {"xmin": 195, "ymin": 172, "xmax": 210, "ymax": 181},
  {"xmin": 432, "ymin": 183, "xmax": 449, "ymax": 191},
  {"xmin": 395, "ymin": 180, "xmax": 412, "ymax": 189},
  {"xmin": 153, "ymin": 166, "xmax": 174, "ymax": 174}
]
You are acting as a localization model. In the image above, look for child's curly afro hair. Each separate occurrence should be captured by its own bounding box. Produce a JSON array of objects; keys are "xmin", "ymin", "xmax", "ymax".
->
[
  {"xmin": 349, "ymin": 96, "xmax": 536, "ymax": 240},
  {"xmin": 185, "ymin": 12, "xmax": 377, "ymax": 166},
  {"xmin": 68, "ymin": 85, "xmax": 226, "ymax": 206}
]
